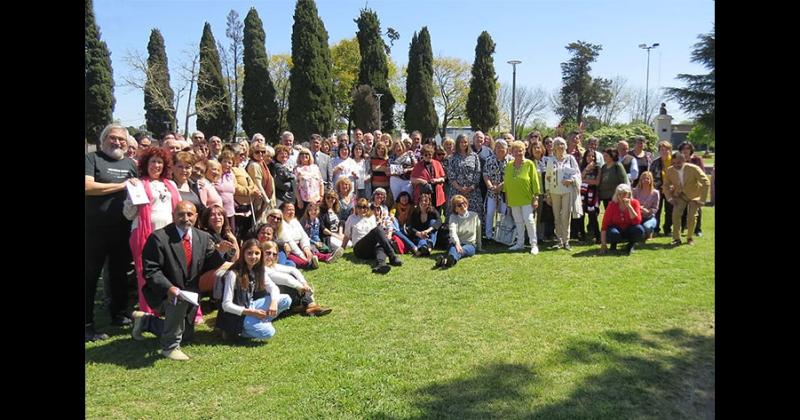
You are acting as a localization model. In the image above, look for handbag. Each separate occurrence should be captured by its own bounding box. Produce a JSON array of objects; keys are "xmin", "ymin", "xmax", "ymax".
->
[{"xmin": 494, "ymin": 208, "xmax": 517, "ymax": 246}]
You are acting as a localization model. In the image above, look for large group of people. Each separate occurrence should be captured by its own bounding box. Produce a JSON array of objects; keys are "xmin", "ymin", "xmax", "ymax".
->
[{"xmin": 86, "ymin": 124, "xmax": 712, "ymax": 360}]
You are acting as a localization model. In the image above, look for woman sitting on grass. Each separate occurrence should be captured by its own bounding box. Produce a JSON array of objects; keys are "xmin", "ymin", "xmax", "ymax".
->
[
  {"xmin": 217, "ymin": 239, "xmax": 292, "ymax": 341},
  {"xmin": 435, "ymin": 195, "xmax": 482, "ymax": 269},
  {"xmin": 255, "ymin": 222, "xmax": 295, "ymax": 267},
  {"xmin": 342, "ymin": 197, "xmax": 403, "ymax": 274},
  {"xmin": 632, "ymin": 171, "xmax": 660, "ymax": 239},
  {"xmin": 599, "ymin": 184, "xmax": 644, "ymax": 255},
  {"xmin": 406, "ymin": 192, "xmax": 441, "ymax": 257},
  {"xmin": 261, "ymin": 241, "xmax": 332, "ymax": 317}
]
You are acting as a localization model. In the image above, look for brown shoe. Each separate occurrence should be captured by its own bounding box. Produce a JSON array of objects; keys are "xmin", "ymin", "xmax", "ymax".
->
[{"xmin": 305, "ymin": 303, "xmax": 332, "ymax": 317}]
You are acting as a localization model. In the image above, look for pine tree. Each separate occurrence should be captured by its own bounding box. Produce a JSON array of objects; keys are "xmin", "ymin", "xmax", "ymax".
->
[
  {"xmin": 242, "ymin": 8, "xmax": 279, "ymax": 142},
  {"xmin": 556, "ymin": 41, "xmax": 612, "ymax": 125},
  {"xmin": 85, "ymin": 0, "xmax": 115, "ymax": 145},
  {"xmin": 666, "ymin": 24, "xmax": 715, "ymax": 131},
  {"xmin": 404, "ymin": 27, "xmax": 438, "ymax": 138},
  {"xmin": 197, "ymin": 22, "xmax": 235, "ymax": 140},
  {"xmin": 288, "ymin": 0, "xmax": 335, "ymax": 141},
  {"xmin": 355, "ymin": 8, "xmax": 395, "ymax": 131},
  {"xmin": 466, "ymin": 31, "xmax": 499, "ymax": 133},
  {"xmin": 143, "ymin": 29, "xmax": 175, "ymax": 137}
]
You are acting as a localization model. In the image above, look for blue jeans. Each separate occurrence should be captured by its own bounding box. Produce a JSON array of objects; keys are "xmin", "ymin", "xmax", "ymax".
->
[
  {"xmin": 242, "ymin": 294, "xmax": 292, "ymax": 340},
  {"xmin": 278, "ymin": 251, "xmax": 296, "ymax": 268},
  {"xmin": 641, "ymin": 217, "xmax": 657, "ymax": 236},
  {"xmin": 410, "ymin": 218, "xmax": 439, "ymax": 249},
  {"xmin": 392, "ymin": 219, "xmax": 417, "ymax": 251},
  {"xmin": 606, "ymin": 225, "xmax": 645, "ymax": 246},
  {"xmin": 448, "ymin": 243, "xmax": 476, "ymax": 262}
]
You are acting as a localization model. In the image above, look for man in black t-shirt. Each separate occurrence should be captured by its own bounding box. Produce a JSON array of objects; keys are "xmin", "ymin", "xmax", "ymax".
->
[{"xmin": 85, "ymin": 124, "xmax": 139, "ymax": 342}]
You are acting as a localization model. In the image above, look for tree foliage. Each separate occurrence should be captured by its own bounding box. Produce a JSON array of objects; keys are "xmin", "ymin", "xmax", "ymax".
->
[
  {"xmin": 686, "ymin": 123, "xmax": 714, "ymax": 150},
  {"xmin": 557, "ymin": 41, "xmax": 612, "ymax": 125},
  {"xmin": 85, "ymin": 0, "xmax": 115, "ymax": 145},
  {"xmin": 404, "ymin": 28, "xmax": 438, "ymax": 138},
  {"xmin": 242, "ymin": 7, "xmax": 280, "ymax": 141},
  {"xmin": 143, "ymin": 29, "xmax": 176, "ymax": 137},
  {"xmin": 665, "ymin": 24, "xmax": 715, "ymax": 132},
  {"xmin": 433, "ymin": 56, "xmax": 470, "ymax": 138},
  {"xmin": 288, "ymin": 0, "xmax": 335, "ymax": 140},
  {"xmin": 197, "ymin": 23, "xmax": 234, "ymax": 139},
  {"xmin": 225, "ymin": 10, "xmax": 244, "ymax": 134},
  {"xmin": 269, "ymin": 54, "xmax": 292, "ymax": 136},
  {"xmin": 355, "ymin": 8, "xmax": 395, "ymax": 131},
  {"xmin": 498, "ymin": 84, "xmax": 548, "ymax": 138},
  {"xmin": 331, "ymin": 37, "xmax": 360, "ymax": 130},
  {"xmin": 351, "ymin": 84, "xmax": 380, "ymax": 132},
  {"xmin": 466, "ymin": 31, "xmax": 499, "ymax": 133},
  {"xmin": 589, "ymin": 122, "xmax": 658, "ymax": 152}
]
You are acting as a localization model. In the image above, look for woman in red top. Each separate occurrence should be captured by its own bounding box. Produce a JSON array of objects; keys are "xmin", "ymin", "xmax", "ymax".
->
[{"xmin": 599, "ymin": 183, "xmax": 645, "ymax": 255}]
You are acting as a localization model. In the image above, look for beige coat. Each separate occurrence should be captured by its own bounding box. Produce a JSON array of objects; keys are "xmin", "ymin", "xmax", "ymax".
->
[{"xmin": 663, "ymin": 162, "xmax": 710, "ymax": 202}]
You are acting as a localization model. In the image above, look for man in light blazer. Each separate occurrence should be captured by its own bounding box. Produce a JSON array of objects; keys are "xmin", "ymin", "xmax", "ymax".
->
[
  {"xmin": 663, "ymin": 152, "xmax": 710, "ymax": 246},
  {"xmin": 132, "ymin": 201, "xmax": 230, "ymax": 360},
  {"xmin": 309, "ymin": 134, "xmax": 331, "ymax": 188}
]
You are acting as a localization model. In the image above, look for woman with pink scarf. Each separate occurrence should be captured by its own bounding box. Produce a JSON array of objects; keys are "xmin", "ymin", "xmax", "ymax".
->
[{"xmin": 123, "ymin": 147, "xmax": 180, "ymax": 315}]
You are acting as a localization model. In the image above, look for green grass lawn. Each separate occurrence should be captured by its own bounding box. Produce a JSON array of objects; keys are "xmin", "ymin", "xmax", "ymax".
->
[{"xmin": 86, "ymin": 208, "xmax": 715, "ymax": 419}]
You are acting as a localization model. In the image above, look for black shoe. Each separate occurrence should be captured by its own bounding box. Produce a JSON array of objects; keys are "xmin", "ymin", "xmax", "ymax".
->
[
  {"xmin": 111, "ymin": 315, "xmax": 132, "ymax": 327},
  {"xmin": 624, "ymin": 242, "xmax": 636, "ymax": 255},
  {"xmin": 444, "ymin": 255, "xmax": 456, "ymax": 268},
  {"xmin": 85, "ymin": 325, "xmax": 109, "ymax": 342},
  {"xmin": 434, "ymin": 255, "xmax": 445, "ymax": 268},
  {"xmin": 420, "ymin": 246, "xmax": 431, "ymax": 257},
  {"xmin": 372, "ymin": 264, "xmax": 391, "ymax": 274},
  {"xmin": 610, "ymin": 243, "xmax": 617, "ymax": 251},
  {"xmin": 695, "ymin": 231, "xmax": 703, "ymax": 237},
  {"xmin": 389, "ymin": 257, "xmax": 403, "ymax": 267},
  {"xmin": 563, "ymin": 242, "xmax": 572, "ymax": 251}
]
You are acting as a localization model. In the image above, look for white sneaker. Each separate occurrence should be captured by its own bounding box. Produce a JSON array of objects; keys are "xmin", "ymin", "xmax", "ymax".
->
[
  {"xmin": 131, "ymin": 311, "xmax": 147, "ymax": 341},
  {"xmin": 508, "ymin": 244, "xmax": 524, "ymax": 251},
  {"xmin": 530, "ymin": 246, "xmax": 539, "ymax": 255}
]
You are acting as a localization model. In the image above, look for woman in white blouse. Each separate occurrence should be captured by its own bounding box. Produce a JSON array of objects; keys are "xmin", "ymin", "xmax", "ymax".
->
[
  {"xmin": 218, "ymin": 239, "xmax": 292, "ymax": 341},
  {"xmin": 342, "ymin": 197, "xmax": 403, "ymax": 274},
  {"xmin": 261, "ymin": 240, "xmax": 332, "ymax": 317}
]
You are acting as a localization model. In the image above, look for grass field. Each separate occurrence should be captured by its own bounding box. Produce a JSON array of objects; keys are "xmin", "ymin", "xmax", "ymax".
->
[{"xmin": 86, "ymin": 208, "xmax": 715, "ymax": 419}]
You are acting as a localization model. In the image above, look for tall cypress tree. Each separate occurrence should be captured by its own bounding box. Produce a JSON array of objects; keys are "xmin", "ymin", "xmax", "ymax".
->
[
  {"xmin": 288, "ymin": 0, "xmax": 335, "ymax": 141},
  {"xmin": 242, "ymin": 8, "xmax": 279, "ymax": 141},
  {"xmin": 404, "ymin": 27, "xmax": 438, "ymax": 138},
  {"xmin": 466, "ymin": 31, "xmax": 499, "ymax": 133},
  {"xmin": 85, "ymin": 0, "xmax": 115, "ymax": 145},
  {"xmin": 197, "ymin": 22, "xmax": 235, "ymax": 140},
  {"xmin": 143, "ymin": 29, "xmax": 175, "ymax": 137},
  {"xmin": 355, "ymin": 8, "xmax": 395, "ymax": 131}
]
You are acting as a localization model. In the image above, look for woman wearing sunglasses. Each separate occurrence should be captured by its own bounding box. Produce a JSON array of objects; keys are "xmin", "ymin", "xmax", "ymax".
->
[
  {"xmin": 435, "ymin": 195, "xmax": 481, "ymax": 268},
  {"xmin": 342, "ymin": 198, "xmax": 403, "ymax": 274}
]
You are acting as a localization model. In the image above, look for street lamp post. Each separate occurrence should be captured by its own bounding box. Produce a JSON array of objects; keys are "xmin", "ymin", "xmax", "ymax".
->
[
  {"xmin": 373, "ymin": 93, "xmax": 384, "ymax": 132},
  {"xmin": 638, "ymin": 43, "xmax": 659, "ymax": 124},
  {"xmin": 507, "ymin": 60, "xmax": 521, "ymax": 139}
]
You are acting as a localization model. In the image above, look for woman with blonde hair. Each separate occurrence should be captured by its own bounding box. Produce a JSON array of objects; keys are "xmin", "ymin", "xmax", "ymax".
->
[
  {"xmin": 503, "ymin": 140, "xmax": 541, "ymax": 254},
  {"xmin": 342, "ymin": 197, "xmax": 403, "ymax": 274},
  {"xmin": 632, "ymin": 170, "xmax": 660, "ymax": 239},
  {"xmin": 293, "ymin": 147, "xmax": 324, "ymax": 211},
  {"xmin": 246, "ymin": 143, "xmax": 275, "ymax": 223},
  {"xmin": 544, "ymin": 137, "xmax": 582, "ymax": 250},
  {"xmin": 435, "ymin": 195, "xmax": 481, "ymax": 268},
  {"xmin": 261, "ymin": 240, "xmax": 332, "ymax": 317},
  {"xmin": 599, "ymin": 183, "xmax": 644, "ymax": 255},
  {"xmin": 370, "ymin": 140, "xmax": 392, "ymax": 206}
]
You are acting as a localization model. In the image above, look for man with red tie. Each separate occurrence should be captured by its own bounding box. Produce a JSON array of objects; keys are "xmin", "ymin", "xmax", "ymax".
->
[{"xmin": 132, "ymin": 201, "xmax": 230, "ymax": 360}]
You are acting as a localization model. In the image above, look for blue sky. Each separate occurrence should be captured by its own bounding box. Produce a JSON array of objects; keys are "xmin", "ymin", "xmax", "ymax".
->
[{"xmin": 93, "ymin": 0, "xmax": 714, "ymax": 133}]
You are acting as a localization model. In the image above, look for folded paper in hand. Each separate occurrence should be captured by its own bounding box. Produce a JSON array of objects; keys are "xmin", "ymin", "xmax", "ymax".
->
[
  {"xmin": 177, "ymin": 290, "xmax": 199, "ymax": 306},
  {"xmin": 126, "ymin": 181, "xmax": 149, "ymax": 205}
]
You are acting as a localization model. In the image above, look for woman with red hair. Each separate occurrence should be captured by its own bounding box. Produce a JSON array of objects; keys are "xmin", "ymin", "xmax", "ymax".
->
[{"xmin": 123, "ymin": 147, "xmax": 180, "ymax": 315}]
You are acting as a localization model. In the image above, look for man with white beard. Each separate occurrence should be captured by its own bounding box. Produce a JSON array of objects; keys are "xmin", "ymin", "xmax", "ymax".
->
[{"xmin": 85, "ymin": 124, "xmax": 139, "ymax": 342}]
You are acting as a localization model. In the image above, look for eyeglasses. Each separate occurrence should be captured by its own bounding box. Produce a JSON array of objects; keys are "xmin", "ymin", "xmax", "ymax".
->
[
  {"xmin": 263, "ymin": 251, "xmax": 277, "ymax": 256},
  {"xmin": 268, "ymin": 215, "xmax": 281, "ymax": 220},
  {"xmin": 254, "ymin": 150, "xmax": 266, "ymax": 154},
  {"xmin": 456, "ymin": 202, "xmax": 468, "ymax": 208},
  {"xmin": 357, "ymin": 205, "xmax": 369, "ymax": 209}
]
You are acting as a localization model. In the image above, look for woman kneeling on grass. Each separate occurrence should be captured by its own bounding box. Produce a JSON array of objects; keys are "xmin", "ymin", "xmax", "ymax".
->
[
  {"xmin": 435, "ymin": 195, "xmax": 482, "ymax": 268},
  {"xmin": 342, "ymin": 197, "xmax": 403, "ymax": 274},
  {"xmin": 599, "ymin": 184, "xmax": 645, "ymax": 255},
  {"xmin": 217, "ymin": 239, "xmax": 292, "ymax": 341},
  {"xmin": 262, "ymin": 241, "xmax": 332, "ymax": 317}
]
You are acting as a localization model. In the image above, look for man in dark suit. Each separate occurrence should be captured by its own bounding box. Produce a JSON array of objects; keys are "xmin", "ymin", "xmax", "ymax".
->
[{"xmin": 131, "ymin": 201, "xmax": 229, "ymax": 361}]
